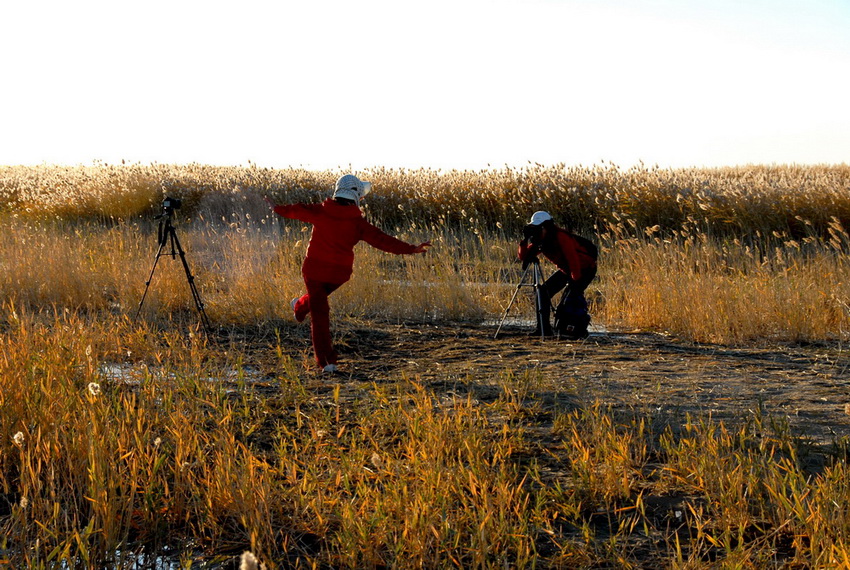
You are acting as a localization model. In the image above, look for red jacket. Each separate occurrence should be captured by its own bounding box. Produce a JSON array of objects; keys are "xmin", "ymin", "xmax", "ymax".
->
[
  {"xmin": 518, "ymin": 227, "xmax": 596, "ymax": 282},
  {"xmin": 274, "ymin": 198, "xmax": 419, "ymax": 284}
]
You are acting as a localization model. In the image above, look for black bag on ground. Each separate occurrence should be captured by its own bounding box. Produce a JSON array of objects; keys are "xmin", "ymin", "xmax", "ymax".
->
[{"xmin": 553, "ymin": 295, "xmax": 591, "ymax": 339}]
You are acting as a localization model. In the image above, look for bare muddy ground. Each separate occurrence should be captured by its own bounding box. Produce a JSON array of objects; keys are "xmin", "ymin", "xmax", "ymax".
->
[{"xmin": 241, "ymin": 319, "xmax": 850, "ymax": 443}]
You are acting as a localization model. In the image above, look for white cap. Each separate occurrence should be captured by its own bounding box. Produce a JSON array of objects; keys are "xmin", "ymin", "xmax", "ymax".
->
[
  {"xmin": 528, "ymin": 211, "xmax": 553, "ymax": 225},
  {"xmin": 333, "ymin": 174, "xmax": 372, "ymax": 203}
]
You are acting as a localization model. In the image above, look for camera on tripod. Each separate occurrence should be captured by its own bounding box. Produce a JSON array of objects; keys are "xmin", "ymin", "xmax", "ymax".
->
[
  {"xmin": 136, "ymin": 194, "xmax": 211, "ymax": 334},
  {"xmin": 160, "ymin": 196, "xmax": 182, "ymax": 217},
  {"xmin": 522, "ymin": 223, "xmax": 543, "ymax": 245}
]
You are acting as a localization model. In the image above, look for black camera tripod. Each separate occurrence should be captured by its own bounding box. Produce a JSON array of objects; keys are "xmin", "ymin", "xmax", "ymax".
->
[
  {"xmin": 134, "ymin": 204, "xmax": 212, "ymax": 334},
  {"xmin": 494, "ymin": 259, "xmax": 549, "ymax": 340}
]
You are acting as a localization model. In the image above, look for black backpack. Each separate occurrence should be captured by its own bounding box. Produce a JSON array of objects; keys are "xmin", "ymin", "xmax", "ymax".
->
[{"xmin": 554, "ymin": 294, "xmax": 591, "ymax": 339}]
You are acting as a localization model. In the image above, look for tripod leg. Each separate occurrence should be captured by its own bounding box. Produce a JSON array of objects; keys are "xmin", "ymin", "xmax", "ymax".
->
[
  {"xmin": 168, "ymin": 228, "xmax": 212, "ymax": 334},
  {"xmin": 533, "ymin": 263, "xmax": 547, "ymax": 340},
  {"xmin": 134, "ymin": 240, "xmax": 168, "ymax": 324},
  {"xmin": 494, "ymin": 264, "xmax": 532, "ymax": 339}
]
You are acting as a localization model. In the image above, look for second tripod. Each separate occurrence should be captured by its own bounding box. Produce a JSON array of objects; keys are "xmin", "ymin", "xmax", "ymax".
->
[
  {"xmin": 135, "ymin": 198, "xmax": 212, "ymax": 334},
  {"xmin": 494, "ymin": 259, "xmax": 549, "ymax": 340}
]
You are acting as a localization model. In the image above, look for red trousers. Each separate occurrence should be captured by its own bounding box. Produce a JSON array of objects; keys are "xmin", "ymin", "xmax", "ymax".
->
[{"xmin": 293, "ymin": 280, "xmax": 342, "ymax": 367}]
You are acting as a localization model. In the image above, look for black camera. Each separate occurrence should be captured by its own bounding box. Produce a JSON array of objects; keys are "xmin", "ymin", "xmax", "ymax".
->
[
  {"xmin": 522, "ymin": 223, "xmax": 543, "ymax": 244},
  {"xmin": 163, "ymin": 197, "xmax": 182, "ymax": 212}
]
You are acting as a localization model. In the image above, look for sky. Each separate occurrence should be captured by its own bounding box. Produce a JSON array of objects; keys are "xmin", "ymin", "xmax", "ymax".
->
[{"xmin": 2, "ymin": 0, "xmax": 849, "ymax": 171}]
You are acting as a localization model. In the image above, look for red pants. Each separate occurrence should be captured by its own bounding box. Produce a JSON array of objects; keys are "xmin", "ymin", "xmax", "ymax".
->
[{"xmin": 293, "ymin": 280, "xmax": 342, "ymax": 367}]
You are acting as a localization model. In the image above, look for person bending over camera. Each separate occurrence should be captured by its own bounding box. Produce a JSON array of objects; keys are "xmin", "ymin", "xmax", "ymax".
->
[
  {"xmin": 266, "ymin": 175, "xmax": 431, "ymax": 374},
  {"xmin": 517, "ymin": 211, "xmax": 598, "ymax": 338}
]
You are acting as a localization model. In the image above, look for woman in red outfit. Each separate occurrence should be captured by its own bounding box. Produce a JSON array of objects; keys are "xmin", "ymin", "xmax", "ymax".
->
[{"xmin": 266, "ymin": 175, "xmax": 431, "ymax": 373}]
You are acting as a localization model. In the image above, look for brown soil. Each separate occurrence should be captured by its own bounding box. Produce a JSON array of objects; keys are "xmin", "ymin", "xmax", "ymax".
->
[{"xmin": 262, "ymin": 320, "xmax": 850, "ymax": 443}]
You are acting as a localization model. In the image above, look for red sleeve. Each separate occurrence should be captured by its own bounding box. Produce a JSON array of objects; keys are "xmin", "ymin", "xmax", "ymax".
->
[
  {"xmin": 360, "ymin": 221, "xmax": 419, "ymax": 254},
  {"xmin": 558, "ymin": 232, "xmax": 583, "ymax": 282},
  {"xmin": 517, "ymin": 239, "xmax": 536, "ymax": 262},
  {"xmin": 272, "ymin": 203, "xmax": 323, "ymax": 224}
]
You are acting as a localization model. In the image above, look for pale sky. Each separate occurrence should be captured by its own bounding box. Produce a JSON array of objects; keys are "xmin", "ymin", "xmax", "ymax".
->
[{"xmin": 2, "ymin": 0, "xmax": 849, "ymax": 171}]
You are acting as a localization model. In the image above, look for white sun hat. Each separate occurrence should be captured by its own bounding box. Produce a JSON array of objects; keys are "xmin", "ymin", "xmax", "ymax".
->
[
  {"xmin": 333, "ymin": 174, "xmax": 372, "ymax": 203},
  {"xmin": 528, "ymin": 211, "xmax": 553, "ymax": 225}
]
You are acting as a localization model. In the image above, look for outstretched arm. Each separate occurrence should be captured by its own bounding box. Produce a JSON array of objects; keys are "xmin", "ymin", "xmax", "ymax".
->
[
  {"xmin": 264, "ymin": 196, "xmax": 322, "ymax": 224},
  {"xmin": 361, "ymin": 222, "xmax": 430, "ymax": 255}
]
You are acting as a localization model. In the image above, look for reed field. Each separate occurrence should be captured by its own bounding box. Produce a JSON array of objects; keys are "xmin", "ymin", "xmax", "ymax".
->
[
  {"xmin": 1, "ymin": 162, "xmax": 850, "ymax": 567},
  {"xmin": 2, "ymin": 161, "xmax": 850, "ymax": 342}
]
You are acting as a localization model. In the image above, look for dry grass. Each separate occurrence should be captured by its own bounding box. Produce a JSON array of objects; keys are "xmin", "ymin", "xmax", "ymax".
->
[
  {"xmin": 598, "ymin": 227, "xmax": 850, "ymax": 343},
  {"xmin": 2, "ymin": 308, "xmax": 850, "ymax": 567},
  {"xmin": 2, "ymin": 162, "xmax": 849, "ymax": 343},
  {"xmin": 2, "ymin": 162, "xmax": 850, "ymax": 566},
  {"xmin": 1, "ymin": 213, "xmax": 847, "ymax": 344},
  {"xmin": 3, "ymin": 162, "xmax": 849, "ymax": 236}
]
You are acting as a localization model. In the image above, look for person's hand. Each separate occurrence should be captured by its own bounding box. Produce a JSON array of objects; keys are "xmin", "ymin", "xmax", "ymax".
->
[
  {"xmin": 412, "ymin": 241, "xmax": 431, "ymax": 254},
  {"xmin": 519, "ymin": 240, "xmax": 540, "ymax": 269}
]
